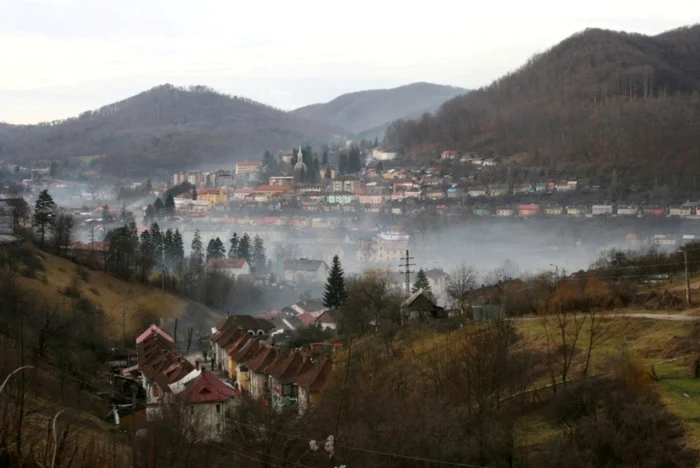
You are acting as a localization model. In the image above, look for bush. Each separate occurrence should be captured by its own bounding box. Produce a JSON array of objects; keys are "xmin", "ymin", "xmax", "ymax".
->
[
  {"xmin": 62, "ymin": 275, "xmax": 82, "ymax": 299},
  {"xmin": 76, "ymin": 265, "xmax": 89, "ymax": 281}
]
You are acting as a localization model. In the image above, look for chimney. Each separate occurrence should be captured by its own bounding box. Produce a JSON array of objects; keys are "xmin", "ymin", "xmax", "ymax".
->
[
  {"xmin": 225, "ymin": 311, "xmax": 230, "ymax": 318},
  {"xmin": 195, "ymin": 360, "xmax": 201, "ymax": 371}
]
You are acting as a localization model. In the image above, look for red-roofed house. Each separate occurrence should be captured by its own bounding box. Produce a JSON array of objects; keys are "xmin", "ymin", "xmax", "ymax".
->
[
  {"xmin": 295, "ymin": 358, "xmax": 333, "ymax": 415},
  {"xmin": 207, "ymin": 258, "xmax": 251, "ymax": 279},
  {"xmin": 136, "ymin": 324, "xmax": 174, "ymax": 345},
  {"xmin": 174, "ymin": 365, "xmax": 238, "ymax": 442}
]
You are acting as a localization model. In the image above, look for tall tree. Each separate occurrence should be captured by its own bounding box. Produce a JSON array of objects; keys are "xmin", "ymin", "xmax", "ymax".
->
[
  {"xmin": 252, "ymin": 235, "xmax": 266, "ymax": 272},
  {"xmin": 237, "ymin": 233, "xmax": 252, "ymax": 263},
  {"xmin": 321, "ymin": 150, "xmax": 329, "ymax": 167},
  {"xmin": 163, "ymin": 228, "xmax": 175, "ymax": 267},
  {"xmin": 191, "ymin": 229, "xmax": 204, "ymax": 266},
  {"xmin": 33, "ymin": 189, "xmax": 56, "ymax": 247},
  {"xmin": 101, "ymin": 204, "xmax": 113, "ymax": 223},
  {"xmin": 104, "ymin": 224, "xmax": 139, "ymax": 280},
  {"xmin": 144, "ymin": 204, "xmax": 155, "ymax": 225},
  {"xmin": 172, "ymin": 229, "xmax": 185, "ymax": 263},
  {"xmin": 153, "ymin": 197, "xmax": 164, "ymax": 218},
  {"xmin": 338, "ymin": 153, "xmax": 348, "ymax": 175},
  {"xmin": 206, "ymin": 237, "xmax": 225, "ymax": 262},
  {"xmin": 164, "ymin": 194, "xmax": 175, "ymax": 217},
  {"xmin": 192, "ymin": 186, "xmax": 198, "ymax": 201},
  {"xmin": 150, "ymin": 222, "xmax": 163, "ymax": 269},
  {"xmin": 228, "ymin": 232, "xmax": 240, "ymax": 258},
  {"xmin": 291, "ymin": 148, "xmax": 299, "ymax": 167},
  {"xmin": 412, "ymin": 268, "xmax": 433, "ymax": 299},
  {"xmin": 348, "ymin": 146, "xmax": 362, "ymax": 173},
  {"xmin": 138, "ymin": 230, "xmax": 155, "ymax": 283},
  {"xmin": 323, "ymin": 255, "xmax": 348, "ymax": 310},
  {"xmin": 446, "ymin": 265, "xmax": 477, "ymax": 316},
  {"xmin": 51, "ymin": 211, "xmax": 74, "ymax": 255}
]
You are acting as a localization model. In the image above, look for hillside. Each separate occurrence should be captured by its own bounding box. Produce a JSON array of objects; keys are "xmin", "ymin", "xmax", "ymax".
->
[
  {"xmin": 13, "ymin": 243, "xmax": 219, "ymax": 344},
  {"xmin": 386, "ymin": 25, "xmax": 700, "ymax": 188},
  {"xmin": 0, "ymin": 84, "xmax": 339, "ymax": 176},
  {"xmin": 292, "ymin": 82, "xmax": 466, "ymax": 135}
]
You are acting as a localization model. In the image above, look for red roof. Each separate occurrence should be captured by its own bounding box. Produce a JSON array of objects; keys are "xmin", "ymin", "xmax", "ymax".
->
[
  {"xmin": 297, "ymin": 313, "xmax": 318, "ymax": 326},
  {"xmin": 294, "ymin": 358, "xmax": 333, "ymax": 391},
  {"xmin": 208, "ymin": 258, "xmax": 247, "ymax": 269},
  {"xmin": 177, "ymin": 368, "xmax": 238, "ymax": 403},
  {"xmin": 243, "ymin": 345, "xmax": 281, "ymax": 374},
  {"xmin": 314, "ymin": 310, "xmax": 337, "ymax": 325},
  {"xmin": 136, "ymin": 324, "xmax": 174, "ymax": 345}
]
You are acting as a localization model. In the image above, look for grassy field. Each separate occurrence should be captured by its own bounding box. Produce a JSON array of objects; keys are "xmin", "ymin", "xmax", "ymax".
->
[{"xmin": 16, "ymin": 247, "xmax": 220, "ymax": 343}]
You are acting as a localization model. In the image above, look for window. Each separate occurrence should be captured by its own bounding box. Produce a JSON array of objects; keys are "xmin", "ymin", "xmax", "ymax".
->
[{"xmin": 216, "ymin": 404, "xmax": 221, "ymax": 414}]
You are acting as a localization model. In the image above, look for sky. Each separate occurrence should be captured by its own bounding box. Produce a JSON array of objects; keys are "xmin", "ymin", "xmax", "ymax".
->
[{"xmin": 1, "ymin": 0, "xmax": 699, "ymax": 124}]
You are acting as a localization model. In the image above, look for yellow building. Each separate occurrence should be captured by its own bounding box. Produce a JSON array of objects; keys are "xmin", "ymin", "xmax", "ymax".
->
[
  {"xmin": 235, "ymin": 160, "xmax": 261, "ymax": 175},
  {"xmin": 196, "ymin": 188, "xmax": 228, "ymax": 204}
]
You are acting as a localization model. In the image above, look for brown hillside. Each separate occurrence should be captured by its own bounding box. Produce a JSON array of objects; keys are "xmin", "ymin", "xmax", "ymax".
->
[
  {"xmin": 385, "ymin": 26, "xmax": 700, "ymax": 187},
  {"xmin": 0, "ymin": 85, "xmax": 339, "ymax": 176}
]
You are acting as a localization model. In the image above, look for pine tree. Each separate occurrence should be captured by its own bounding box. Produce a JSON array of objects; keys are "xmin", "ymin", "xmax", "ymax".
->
[
  {"xmin": 163, "ymin": 228, "xmax": 175, "ymax": 268},
  {"xmin": 164, "ymin": 194, "xmax": 175, "ymax": 217},
  {"xmin": 237, "ymin": 233, "xmax": 252, "ymax": 263},
  {"xmin": 144, "ymin": 204, "xmax": 155, "ymax": 225},
  {"xmin": 138, "ymin": 230, "xmax": 155, "ymax": 282},
  {"xmin": 228, "ymin": 232, "xmax": 240, "ymax": 258},
  {"xmin": 323, "ymin": 255, "xmax": 347, "ymax": 310},
  {"xmin": 252, "ymin": 235, "xmax": 266, "ymax": 272},
  {"xmin": 153, "ymin": 197, "xmax": 164, "ymax": 218},
  {"xmin": 206, "ymin": 237, "xmax": 225, "ymax": 262},
  {"xmin": 412, "ymin": 268, "xmax": 433, "ymax": 298},
  {"xmin": 291, "ymin": 148, "xmax": 299, "ymax": 167},
  {"xmin": 191, "ymin": 229, "xmax": 204, "ymax": 266},
  {"xmin": 321, "ymin": 150, "xmax": 329, "ymax": 167},
  {"xmin": 150, "ymin": 222, "xmax": 163, "ymax": 269},
  {"xmin": 338, "ymin": 153, "xmax": 348, "ymax": 174},
  {"xmin": 192, "ymin": 186, "xmax": 198, "ymax": 200},
  {"xmin": 172, "ymin": 229, "xmax": 185, "ymax": 262},
  {"xmin": 33, "ymin": 189, "xmax": 56, "ymax": 247}
]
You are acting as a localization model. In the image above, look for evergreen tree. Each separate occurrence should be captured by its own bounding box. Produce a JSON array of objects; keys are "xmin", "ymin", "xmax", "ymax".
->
[
  {"xmin": 323, "ymin": 255, "xmax": 348, "ymax": 310},
  {"xmin": 144, "ymin": 204, "xmax": 155, "ymax": 225},
  {"xmin": 252, "ymin": 235, "xmax": 266, "ymax": 272},
  {"xmin": 338, "ymin": 153, "xmax": 348, "ymax": 174},
  {"xmin": 373, "ymin": 136, "xmax": 379, "ymax": 148},
  {"xmin": 153, "ymin": 197, "xmax": 164, "ymax": 218},
  {"xmin": 206, "ymin": 237, "xmax": 226, "ymax": 262},
  {"xmin": 192, "ymin": 186, "xmax": 198, "ymax": 201},
  {"xmin": 138, "ymin": 230, "xmax": 155, "ymax": 283},
  {"xmin": 164, "ymin": 194, "xmax": 175, "ymax": 217},
  {"xmin": 102, "ymin": 204, "xmax": 114, "ymax": 223},
  {"xmin": 321, "ymin": 150, "xmax": 329, "ymax": 167},
  {"xmin": 291, "ymin": 148, "xmax": 299, "ymax": 167},
  {"xmin": 412, "ymin": 268, "xmax": 433, "ymax": 298},
  {"xmin": 228, "ymin": 232, "xmax": 239, "ymax": 258},
  {"xmin": 163, "ymin": 228, "xmax": 175, "ymax": 267},
  {"xmin": 33, "ymin": 189, "xmax": 56, "ymax": 247},
  {"xmin": 237, "ymin": 233, "xmax": 252, "ymax": 263},
  {"xmin": 348, "ymin": 146, "xmax": 362, "ymax": 173},
  {"xmin": 104, "ymin": 224, "xmax": 139, "ymax": 280},
  {"xmin": 172, "ymin": 229, "xmax": 185, "ymax": 263},
  {"xmin": 191, "ymin": 229, "xmax": 204, "ymax": 266},
  {"xmin": 150, "ymin": 222, "xmax": 163, "ymax": 269},
  {"xmin": 376, "ymin": 161, "xmax": 384, "ymax": 173}
]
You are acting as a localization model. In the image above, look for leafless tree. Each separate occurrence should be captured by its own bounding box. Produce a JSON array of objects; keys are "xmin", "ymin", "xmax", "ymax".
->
[{"xmin": 445, "ymin": 265, "xmax": 477, "ymax": 315}]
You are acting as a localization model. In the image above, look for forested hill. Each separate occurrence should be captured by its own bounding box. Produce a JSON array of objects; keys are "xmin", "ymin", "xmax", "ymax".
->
[
  {"xmin": 292, "ymin": 82, "xmax": 466, "ymax": 134},
  {"xmin": 0, "ymin": 84, "xmax": 339, "ymax": 176},
  {"xmin": 385, "ymin": 26, "xmax": 700, "ymax": 186}
]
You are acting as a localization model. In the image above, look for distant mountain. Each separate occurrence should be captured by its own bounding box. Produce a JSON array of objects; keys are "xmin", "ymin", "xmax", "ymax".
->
[
  {"xmin": 292, "ymin": 82, "xmax": 467, "ymax": 135},
  {"xmin": 387, "ymin": 26, "xmax": 700, "ymax": 188},
  {"xmin": 0, "ymin": 84, "xmax": 338, "ymax": 176}
]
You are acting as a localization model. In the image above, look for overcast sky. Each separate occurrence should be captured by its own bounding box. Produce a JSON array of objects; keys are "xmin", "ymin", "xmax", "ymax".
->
[{"xmin": 1, "ymin": 0, "xmax": 699, "ymax": 124}]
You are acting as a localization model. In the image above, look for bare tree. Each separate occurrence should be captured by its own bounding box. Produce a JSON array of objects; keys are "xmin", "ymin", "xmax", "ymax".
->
[{"xmin": 445, "ymin": 265, "xmax": 477, "ymax": 316}]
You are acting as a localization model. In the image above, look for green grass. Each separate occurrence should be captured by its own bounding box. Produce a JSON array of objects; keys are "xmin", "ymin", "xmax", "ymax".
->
[{"xmin": 658, "ymin": 377, "xmax": 700, "ymax": 446}]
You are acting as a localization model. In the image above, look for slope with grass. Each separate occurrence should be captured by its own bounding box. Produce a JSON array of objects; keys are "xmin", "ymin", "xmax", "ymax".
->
[{"xmin": 15, "ymin": 245, "xmax": 220, "ymax": 343}]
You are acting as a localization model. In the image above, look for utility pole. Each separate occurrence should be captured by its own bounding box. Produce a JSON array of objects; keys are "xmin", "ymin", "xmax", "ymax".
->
[
  {"xmin": 687, "ymin": 257, "xmax": 693, "ymax": 305},
  {"xmin": 399, "ymin": 249, "xmax": 415, "ymax": 296}
]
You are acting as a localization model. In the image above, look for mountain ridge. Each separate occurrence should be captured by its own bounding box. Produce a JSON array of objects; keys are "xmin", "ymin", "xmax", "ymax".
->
[
  {"xmin": 0, "ymin": 84, "xmax": 341, "ymax": 176},
  {"xmin": 292, "ymin": 82, "xmax": 467, "ymax": 134},
  {"xmin": 385, "ymin": 25, "xmax": 700, "ymax": 188}
]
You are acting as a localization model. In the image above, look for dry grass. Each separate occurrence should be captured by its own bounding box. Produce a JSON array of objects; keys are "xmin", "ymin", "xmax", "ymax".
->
[{"xmin": 16, "ymin": 249, "xmax": 219, "ymax": 342}]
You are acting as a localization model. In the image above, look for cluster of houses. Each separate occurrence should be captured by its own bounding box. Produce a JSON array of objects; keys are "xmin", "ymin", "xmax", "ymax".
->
[
  {"xmin": 209, "ymin": 313, "xmax": 333, "ymax": 414},
  {"xmin": 121, "ymin": 314, "xmax": 335, "ymax": 442},
  {"xmin": 470, "ymin": 203, "xmax": 700, "ymax": 218}
]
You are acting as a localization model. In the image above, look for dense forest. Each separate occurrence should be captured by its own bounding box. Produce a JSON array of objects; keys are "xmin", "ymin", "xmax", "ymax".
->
[
  {"xmin": 0, "ymin": 85, "xmax": 338, "ymax": 176},
  {"xmin": 385, "ymin": 26, "xmax": 700, "ymax": 189}
]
